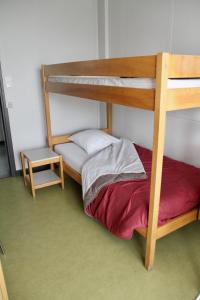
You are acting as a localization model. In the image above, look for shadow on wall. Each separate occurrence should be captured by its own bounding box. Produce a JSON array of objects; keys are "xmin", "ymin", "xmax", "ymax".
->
[
  {"xmin": 0, "ymin": 106, "xmax": 5, "ymax": 142},
  {"xmin": 0, "ymin": 103, "xmax": 10, "ymax": 178}
]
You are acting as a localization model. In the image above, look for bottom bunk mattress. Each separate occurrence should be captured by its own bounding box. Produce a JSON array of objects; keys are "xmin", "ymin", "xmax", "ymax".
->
[
  {"xmin": 55, "ymin": 142, "xmax": 89, "ymax": 173},
  {"xmin": 55, "ymin": 143, "xmax": 200, "ymax": 240},
  {"xmin": 85, "ymin": 145, "xmax": 200, "ymax": 239}
]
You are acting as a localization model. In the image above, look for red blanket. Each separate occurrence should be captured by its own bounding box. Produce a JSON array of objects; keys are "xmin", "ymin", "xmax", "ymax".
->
[{"xmin": 85, "ymin": 145, "xmax": 200, "ymax": 239}]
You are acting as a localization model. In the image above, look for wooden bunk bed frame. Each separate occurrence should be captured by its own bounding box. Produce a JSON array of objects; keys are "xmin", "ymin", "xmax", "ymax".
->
[{"xmin": 41, "ymin": 52, "xmax": 200, "ymax": 270}]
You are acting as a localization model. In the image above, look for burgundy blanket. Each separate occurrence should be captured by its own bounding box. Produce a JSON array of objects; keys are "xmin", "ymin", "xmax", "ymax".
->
[{"xmin": 85, "ymin": 145, "xmax": 200, "ymax": 240}]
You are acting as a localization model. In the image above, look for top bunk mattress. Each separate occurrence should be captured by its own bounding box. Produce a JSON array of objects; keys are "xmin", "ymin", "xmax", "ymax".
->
[{"xmin": 48, "ymin": 76, "xmax": 200, "ymax": 89}]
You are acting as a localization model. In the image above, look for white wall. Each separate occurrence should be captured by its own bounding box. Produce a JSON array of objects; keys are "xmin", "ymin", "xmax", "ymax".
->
[
  {"xmin": 100, "ymin": 0, "xmax": 200, "ymax": 166},
  {"xmin": 2, "ymin": 0, "xmax": 200, "ymax": 170},
  {"xmin": 0, "ymin": 0, "xmax": 99, "ymax": 170}
]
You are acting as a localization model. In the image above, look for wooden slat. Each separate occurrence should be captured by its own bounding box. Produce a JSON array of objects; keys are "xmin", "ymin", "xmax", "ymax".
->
[
  {"xmin": 169, "ymin": 54, "xmax": 200, "ymax": 78},
  {"xmin": 52, "ymin": 135, "xmax": 70, "ymax": 145},
  {"xmin": 51, "ymin": 128, "xmax": 112, "ymax": 146},
  {"xmin": 166, "ymin": 88, "xmax": 200, "ymax": 111},
  {"xmin": 47, "ymin": 82, "xmax": 155, "ymax": 111},
  {"xmin": 44, "ymin": 55, "xmax": 156, "ymax": 78},
  {"xmin": 25, "ymin": 174, "xmax": 61, "ymax": 189},
  {"xmin": 35, "ymin": 179, "xmax": 62, "ymax": 190},
  {"xmin": 156, "ymin": 208, "xmax": 198, "ymax": 239},
  {"xmin": 31, "ymin": 157, "xmax": 60, "ymax": 168}
]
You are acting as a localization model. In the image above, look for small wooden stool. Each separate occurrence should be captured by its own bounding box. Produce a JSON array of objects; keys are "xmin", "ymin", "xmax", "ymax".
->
[{"xmin": 20, "ymin": 148, "xmax": 64, "ymax": 198}]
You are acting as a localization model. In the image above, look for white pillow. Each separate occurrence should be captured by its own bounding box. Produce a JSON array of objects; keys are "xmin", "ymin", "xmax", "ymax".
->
[{"xmin": 69, "ymin": 129, "xmax": 119, "ymax": 155}]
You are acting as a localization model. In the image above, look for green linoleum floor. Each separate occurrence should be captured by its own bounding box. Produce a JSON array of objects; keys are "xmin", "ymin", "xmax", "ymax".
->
[{"xmin": 0, "ymin": 176, "xmax": 200, "ymax": 300}]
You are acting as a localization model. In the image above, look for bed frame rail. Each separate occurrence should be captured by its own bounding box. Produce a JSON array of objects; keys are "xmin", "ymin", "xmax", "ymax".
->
[
  {"xmin": 46, "ymin": 81, "xmax": 155, "ymax": 110},
  {"xmin": 44, "ymin": 54, "xmax": 200, "ymax": 79},
  {"xmin": 169, "ymin": 54, "xmax": 200, "ymax": 78},
  {"xmin": 136, "ymin": 208, "xmax": 198, "ymax": 239}
]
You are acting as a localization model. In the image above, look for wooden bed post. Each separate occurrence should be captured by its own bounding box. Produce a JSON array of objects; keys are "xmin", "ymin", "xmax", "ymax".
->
[
  {"xmin": 41, "ymin": 65, "xmax": 53, "ymax": 148},
  {"xmin": 145, "ymin": 53, "xmax": 169, "ymax": 270},
  {"xmin": 106, "ymin": 103, "xmax": 112, "ymax": 133}
]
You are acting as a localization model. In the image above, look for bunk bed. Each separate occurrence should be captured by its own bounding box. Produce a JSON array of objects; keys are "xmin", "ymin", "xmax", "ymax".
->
[{"xmin": 41, "ymin": 53, "xmax": 200, "ymax": 270}]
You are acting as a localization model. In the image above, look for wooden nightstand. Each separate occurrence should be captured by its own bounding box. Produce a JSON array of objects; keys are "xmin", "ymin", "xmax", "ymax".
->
[{"xmin": 20, "ymin": 148, "xmax": 64, "ymax": 198}]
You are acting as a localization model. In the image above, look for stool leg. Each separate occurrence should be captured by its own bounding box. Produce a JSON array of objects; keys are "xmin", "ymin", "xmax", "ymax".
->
[
  {"xmin": 59, "ymin": 156, "xmax": 64, "ymax": 190},
  {"xmin": 28, "ymin": 161, "xmax": 35, "ymax": 198},
  {"xmin": 20, "ymin": 152, "xmax": 27, "ymax": 186}
]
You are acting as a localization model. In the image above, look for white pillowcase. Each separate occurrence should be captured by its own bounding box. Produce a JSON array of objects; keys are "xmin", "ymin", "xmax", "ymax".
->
[{"xmin": 69, "ymin": 129, "xmax": 119, "ymax": 155}]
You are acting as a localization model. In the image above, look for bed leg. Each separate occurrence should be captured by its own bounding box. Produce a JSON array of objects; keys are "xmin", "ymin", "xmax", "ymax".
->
[
  {"xmin": 59, "ymin": 156, "xmax": 64, "ymax": 190},
  {"xmin": 145, "ymin": 53, "xmax": 168, "ymax": 270},
  {"xmin": 145, "ymin": 238, "xmax": 157, "ymax": 271}
]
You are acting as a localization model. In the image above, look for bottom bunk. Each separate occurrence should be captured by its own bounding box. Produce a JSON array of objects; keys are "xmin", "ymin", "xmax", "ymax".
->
[{"xmin": 54, "ymin": 141, "xmax": 200, "ymax": 240}]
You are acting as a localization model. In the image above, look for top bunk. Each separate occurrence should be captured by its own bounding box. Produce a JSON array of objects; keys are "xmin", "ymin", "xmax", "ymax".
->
[{"xmin": 42, "ymin": 53, "xmax": 200, "ymax": 112}]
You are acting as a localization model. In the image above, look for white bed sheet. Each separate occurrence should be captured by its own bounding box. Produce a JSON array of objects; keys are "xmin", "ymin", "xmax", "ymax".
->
[
  {"xmin": 49, "ymin": 76, "xmax": 200, "ymax": 89},
  {"xmin": 54, "ymin": 142, "xmax": 89, "ymax": 173}
]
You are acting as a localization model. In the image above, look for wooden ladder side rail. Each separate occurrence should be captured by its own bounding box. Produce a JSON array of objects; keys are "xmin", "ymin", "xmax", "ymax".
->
[
  {"xmin": 41, "ymin": 64, "xmax": 53, "ymax": 148},
  {"xmin": 145, "ymin": 53, "xmax": 169, "ymax": 270}
]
